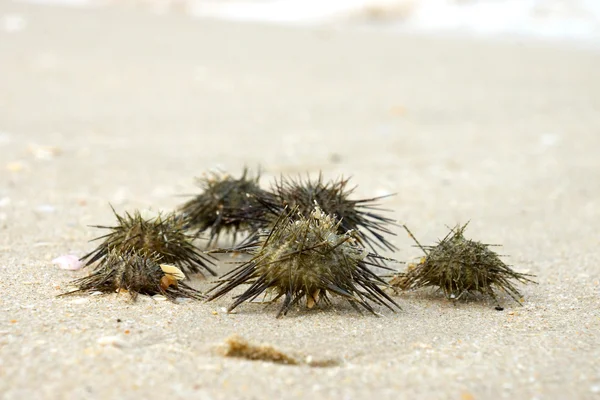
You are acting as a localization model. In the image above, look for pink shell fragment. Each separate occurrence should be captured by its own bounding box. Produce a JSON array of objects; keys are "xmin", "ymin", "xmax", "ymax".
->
[{"xmin": 52, "ymin": 255, "xmax": 84, "ymax": 270}]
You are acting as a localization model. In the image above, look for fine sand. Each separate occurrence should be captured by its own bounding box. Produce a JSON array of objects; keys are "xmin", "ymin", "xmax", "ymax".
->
[{"xmin": 1, "ymin": 3, "xmax": 599, "ymax": 399}]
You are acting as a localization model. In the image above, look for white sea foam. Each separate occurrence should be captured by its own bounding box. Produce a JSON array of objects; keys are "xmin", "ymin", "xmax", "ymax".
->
[
  {"xmin": 14, "ymin": 0, "xmax": 99, "ymax": 6},
  {"xmin": 13, "ymin": 0, "xmax": 600, "ymax": 44}
]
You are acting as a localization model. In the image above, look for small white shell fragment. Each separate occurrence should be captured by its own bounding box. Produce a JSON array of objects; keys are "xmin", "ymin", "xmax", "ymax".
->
[
  {"xmin": 29, "ymin": 145, "xmax": 60, "ymax": 160},
  {"xmin": 96, "ymin": 335, "xmax": 125, "ymax": 348},
  {"xmin": 52, "ymin": 254, "xmax": 83, "ymax": 270},
  {"xmin": 35, "ymin": 204, "xmax": 56, "ymax": 213},
  {"xmin": 152, "ymin": 295, "xmax": 167, "ymax": 301},
  {"xmin": 34, "ymin": 242, "xmax": 55, "ymax": 247},
  {"xmin": 160, "ymin": 264, "xmax": 185, "ymax": 280}
]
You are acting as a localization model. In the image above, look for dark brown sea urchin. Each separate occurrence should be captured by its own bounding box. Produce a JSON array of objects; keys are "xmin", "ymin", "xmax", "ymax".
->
[
  {"xmin": 206, "ymin": 206, "xmax": 400, "ymax": 317},
  {"xmin": 252, "ymin": 174, "xmax": 397, "ymax": 252},
  {"xmin": 178, "ymin": 169, "xmax": 268, "ymax": 246},
  {"xmin": 81, "ymin": 207, "xmax": 215, "ymax": 276},
  {"xmin": 395, "ymin": 223, "xmax": 536, "ymax": 306},
  {"xmin": 62, "ymin": 251, "xmax": 204, "ymax": 301}
]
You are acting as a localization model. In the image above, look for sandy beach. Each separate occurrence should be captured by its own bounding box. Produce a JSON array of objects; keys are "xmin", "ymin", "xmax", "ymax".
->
[{"xmin": 1, "ymin": 2, "xmax": 599, "ymax": 399}]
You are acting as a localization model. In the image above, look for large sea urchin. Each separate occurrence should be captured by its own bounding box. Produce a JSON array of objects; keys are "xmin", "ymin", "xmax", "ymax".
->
[
  {"xmin": 178, "ymin": 169, "xmax": 268, "ymax": 246},
  {"xmin": 206, "ymin": 206, "xmax": 399, "ymax": 317},
  {"xmin": 81, "ymin": 207, "xmax": 215, "ymax": 276},
  {"xmin": 396, "ymin": 223, "xmax": 536, "ymax": 306}
]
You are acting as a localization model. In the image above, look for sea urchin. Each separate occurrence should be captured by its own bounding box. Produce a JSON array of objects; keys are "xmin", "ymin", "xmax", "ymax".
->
[
  {"xmin": 80, "ymin": 207, "xmax": 215, "ymax": 276},
  {"xmin": 62, "ymin": 251, "xmax": 204, "ymax": 301},
  {"xmin": 395, "ymin": 223, "xmax": 536, "ymax": 306},
  {"xmin": 178, "ymin": 169, "xmax": 267, "ymax": 246},
  {"xmin": 206, "ymin": 206, "xmax": 399, "ymax": 317}
]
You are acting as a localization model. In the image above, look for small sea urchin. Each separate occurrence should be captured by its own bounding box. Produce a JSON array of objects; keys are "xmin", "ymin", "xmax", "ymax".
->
[
  {"xmin": 178, "ymin": 169, "xmax": 268, "ymax": 246},
  {"xmin": 253, "ymin": 174, "xmax": 397, "ymax": 252},
  {"xmin": 62, "ymin": 251, "xmax": 204, "ymax": 301},
  {"xmin": 81, "ymin": 207, "xmax": 215, "ymax": 276},
  {"xmin": 395, "ymin": 223, "xmax": 536, "ymax": 306},
  {"xmin": 206, "ymin": 206, "xmax": 399, "ymax": 317}
]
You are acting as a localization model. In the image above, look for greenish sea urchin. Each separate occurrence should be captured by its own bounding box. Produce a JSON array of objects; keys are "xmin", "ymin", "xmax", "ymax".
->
[
  {"xmin": 62, "ymin": 251, "xmax": 204, "ymax": 301},
  {"xmin": 80, "ymin": 207, "xmax": 215, "ymax": 276},
  {"xmin": 396, "ymin": 223, "xmax": 536, "ymax": 306},
  {"xmin": 253, "ymin": 174, "xmax": 397, "ymax": 252},
  {"xmin": 206, "ymin": 206, "xmax": 400, "ymax": 317},
  {"xmin": 178, "ymin": 169, "xmax": 268, "ymax": 246}
]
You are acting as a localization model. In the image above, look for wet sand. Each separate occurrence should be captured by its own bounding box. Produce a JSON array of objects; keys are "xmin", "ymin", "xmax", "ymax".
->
[{"xmin": 1, "ymin": 3, "xmax": 599, "ymax": 399}]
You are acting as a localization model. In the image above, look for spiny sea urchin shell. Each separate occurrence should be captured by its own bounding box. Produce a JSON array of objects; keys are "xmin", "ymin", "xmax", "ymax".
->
[
  {"xmin": 178, "ymin": 169, "xmax": 268, "ymax": 246},
  {"xmin": 253, "ymin": 174, "xmax": 397, "ymax": 252},
  {"xmin": 62, "ymin": 251, "xmax": 204, "ymax": 301},
  {"xmin": 395, "ymin": 223, "xmax": 536, "ymax": 306},
  {"xmin": 206, "ymin": 206, "xmax": 400, "ymax": 317},
  {"xmin": 81, "ymin": 207, "xmax": 215, "ymax": 276}
]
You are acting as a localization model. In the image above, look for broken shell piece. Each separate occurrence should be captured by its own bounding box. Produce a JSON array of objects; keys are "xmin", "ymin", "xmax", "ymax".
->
[
  {"xmin": 52, "ymin": 255, "xmax": 84, "ymax": 270},
  {"xmin": 307, "ymin": 289, "xmax": 321, "ymax": 309},
  {"xmin": 160, "ymin": 264, "xmax": 185, "ymax": 280},
  {"xmin": 160, "ymin": 275, "xmax": 178, "ymax": 290},
  {"xmin": 97, "ymin": 335, "xmax": 126, "ymax": 348},
  {"xmin": 28, "ymin": 144, "xmax": 61, "ymax": 160},
  {"xmin": 389, "ymin": 273, "xmax": 410, "ymax": 290}
]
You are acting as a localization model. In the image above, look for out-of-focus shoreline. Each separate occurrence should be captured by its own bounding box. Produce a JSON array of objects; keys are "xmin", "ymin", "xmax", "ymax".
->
[{"xmin": 7, "ymin": 0, "xmax": 600, "ymax": 46}]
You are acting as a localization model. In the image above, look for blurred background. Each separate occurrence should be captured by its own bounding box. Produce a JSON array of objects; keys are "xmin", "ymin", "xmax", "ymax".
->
[
  {"xmin": 1, "ymin": 0, "xmax": 598, "ymax": 235},
  {"xmin": 7, "ymin": 0, "xmax": 600, "ymax": 44}
]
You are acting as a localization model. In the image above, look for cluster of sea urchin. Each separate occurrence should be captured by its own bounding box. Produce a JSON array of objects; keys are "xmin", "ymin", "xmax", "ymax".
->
[
  {"xmin": 62, "ymin": 169, "xmax": 537, "ymax": 311},
  {"xmin": 393, "ymin": 223, "xmax": 536, "ymax": 307},
  {"xmin": 64, "ymin": 207, "xmax": 215, "ymax": 301},
  {"xmin": 62, "ymin": 251, "xmax": 204, "ymax": 301},
  {"xmin": 80, "ymin": 207, "xmax": 215, "ymax": 276},
  {"xmin": 206, "ymin": 205, "xmax": 399, "ymax": 317},
  {"xmin": 178, "ymin": 169, "xmax": 267, "ymax": 246},
  {"xmin": 251, "ymin": 174, "xmax": 397, "ymax": 253}
]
